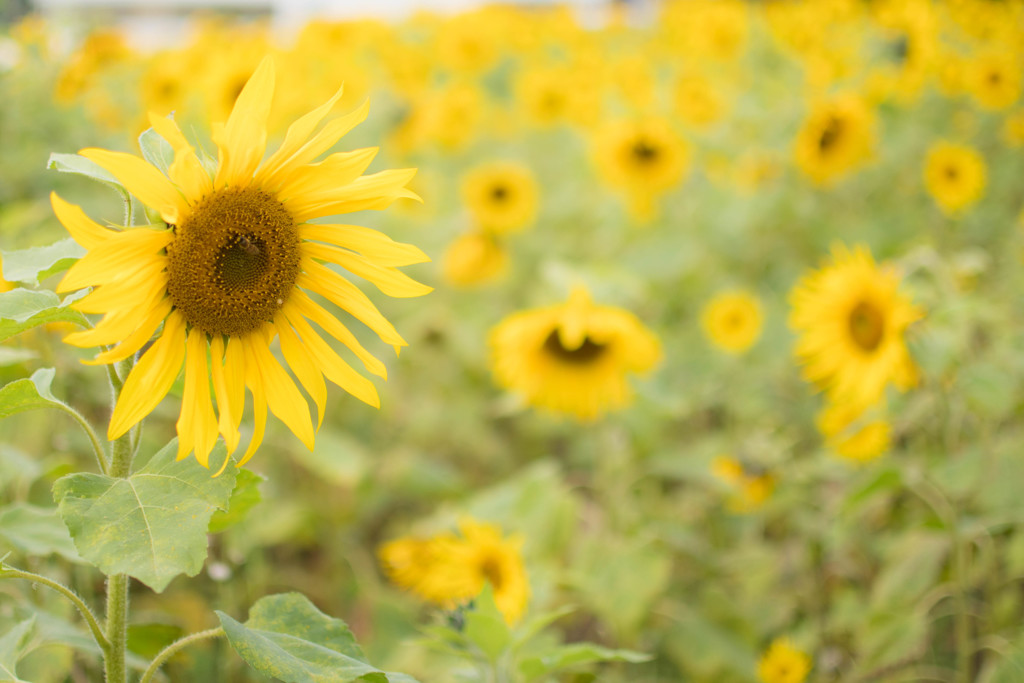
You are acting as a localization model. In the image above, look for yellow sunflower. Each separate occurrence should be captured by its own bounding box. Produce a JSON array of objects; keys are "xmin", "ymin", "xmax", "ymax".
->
[
  {"xmin": 817, "ymin": 400, "xmax": 891, "ymax": 463},
  {"xmin": 789, "ymin": 245, "xmax": 922, "ymax": 410},
  {"xmin": 757, "ymin": 638, "xmax": 811, "ymax": 683},
  {"xmin": 441, "ymin": 231, "xmax": 508, "ymax": 288},
  {"xmin": 461, "ymin": 162, "xmax": 539, "ymax": 235},
  {"xmin": 701, "ymin": 290, "xmax": 763, "ymax": 354},
  {"xmin": 489, "ymin": 287, "xmax": 661, "ymax": 420},
  {"xmin": 794, "ymin": 93, "xmax": 876, "ymax": 185},
  {"xmin": 965, "ymin": 51, "xmax": 1022, "ymax": 111},
  {"xmin": 673, "ymin": 73, "xmax": 728, "ymax": 129},
  {"xmin": 923, "ymin": 141, "xmax": 987, "ymax": 215},
  {"xmin": 379, "ymin": 517, "xmax": 530, "ymax": 624},
  {"xmin": 710, "ymin": 456, "xmax": 775, "ymax": 513},
  {"xmin": 52, "ymin": 56, "xmax": 430, "ymax": 470}
]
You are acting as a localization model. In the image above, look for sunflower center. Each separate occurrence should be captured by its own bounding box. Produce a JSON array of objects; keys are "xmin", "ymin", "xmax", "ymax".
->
[
  {"xmin": 543, "ymin": 330, "xmax": 607, "ymax": 364},
  {"xmin": 848, "ymin": 301, "xmax": 885, "ymax": 352},
  {"xmin": 818, "ymin": 116, "xmax": 844, "ymax": 152},
  {"xmin": 490, "ymin": 184, "xmax": 509, "ymax": 202},
  {"xmin": 944, "ymin": 164, "xmax": 960, "ymax": 181},
  {"xmin": 167, "ymin": 186, "xmax": 300, "ymax": 337},
  {"xmin": 480, "ymin": 556, "xmax": 504, "ymax": 590},
  {"xmin": 632, "ymin": 139, "xmax": 660, "ymax": 165}
]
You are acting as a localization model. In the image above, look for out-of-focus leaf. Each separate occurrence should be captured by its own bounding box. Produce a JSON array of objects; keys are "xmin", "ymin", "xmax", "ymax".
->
[
  {"xmin": 576, "ymin": 540, "xmax": 670, "ymax": 638},
  {"xmin": 0, "ymin": 503, "xmax": 82, "ymax": 562},
  {"xmin": 127, "ymin": 623, "xmax": 184, "ymax": 660},
  {"xmin": 520, "ymin": 643, "xmax": 650, "ymax": 680},
  {"xmin": 53, "ymin": 441, "xmax": 235, "ymax": 592},
  {"xmin": 853, "ymin": 611, "xmax": 928, "ymax": 675},
  {"xmin": 0, "ymin": 240, "xmax": 85, "ymax": 287},
  {"xmin": 464, "ymin": 584, "xmax": 510, "ymax": 662},
  {"xmin": 208, "ymin": 468, "xmax": 263, "ymax": 533},
  {"xmin": 0, "ymin": 617, "xmax": 35, "ymax": 683},
  {"xmin": 870, "ymin": 532, "xmax": 948, "ymax": 607},
  {"xmin": 0, "ymin": 369, "xmax": 64, "ymax": 420},
  {"xmin": 138, "ymin": 127, "xmax": 174, "ymax": 176},
  {"xmin": 217, "ymin": 593, "xmax": 420, "ymax": 683},
  {"xmin": 0, "ymin": 289, "xmax": 88, "ymax": 343}
]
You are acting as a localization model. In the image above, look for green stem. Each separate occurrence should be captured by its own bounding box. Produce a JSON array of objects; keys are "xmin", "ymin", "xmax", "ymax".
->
[
  {"xmin": 0, "ymin": 565, "xmax": 109, "ymax": 652},
  {"xmin": 54, "ymin": 402, "xmax": 109, "ymax": 475},
  {"xmin": 138, "ymin": 627, "xmax": 224, "ymax": 683}
]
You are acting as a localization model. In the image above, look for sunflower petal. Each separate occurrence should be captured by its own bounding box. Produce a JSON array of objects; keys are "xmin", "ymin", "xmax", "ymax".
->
[
  {"xmin": 299, "ymin": 223, "xmax": 429, "ymax": 267},
  {"xmin": 177, "ymin": 327, "xmax": 219, "ymax": 466},
  {"xmin": 297, "ymin": 261, "xmax": 406, "ymax": 347},
  {"xmin": 210, "ymin": 336, "xmax": 241, "ymax": 454},
  {"xmin": 213, "ymin": 56, "xmax": 275, "ymax": 188},
  {"xmin": 81, "ymin": 298, "xmax": 172, "ymax": 365},
  {"xmin": 275, "ymin": 311, "xmax": 327, "ymax": 429},
  {"xmin": 290, "ymin": 290, "xmax": 386, "ymax": 379},
  {"xmin": 148, "ymin": 112, "xmax": 213, "ymax": 202},
  {"xmin": 303, "ymin": 242, "xmax": 432, "ymax": 298},
  {"xmin": 50, "ymin": 193, "xmax": 116, "ymax": 250},
  {"xmin": 58, "ymin": 228, "xmax": 170, "ymax": 293},
  {"xmin": 273, "ymin": 148, "xmax": 379, "ymax": 202},
  {"xmin": 237, "ymin": 377, "xmax": 267, "ymax": 468},
  {"xmin": 255, "ymin": 83, "xmax": 346, "ymax": 187},
  {"xmin": 244, "ymin": 332, "xmax": 315, "ymax": 450},
  {"xmin": 79, "ymin": 149, "xmax": 186, "ymax": 224}
]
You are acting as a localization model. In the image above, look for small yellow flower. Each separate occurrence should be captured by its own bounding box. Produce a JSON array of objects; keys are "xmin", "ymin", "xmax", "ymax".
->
[
  {"xmin": 441, "ymin": 232, "xmax": 508, "ymax": 288},
  {"xmin": 379, "ymin": 518, "xmax": 530, "ymax": 624},
  {"xmin": 461, "ymin": 162, "xmax": 539, "ymax": 235},
  {"xmin": 758, "ymin": 638, "xmax": 811, "ymax": 683},
  {"xmin": 965, "ymin": 51, "xmax": 1022, "ymax": 111},
  {"xmin": 711, "ymin": 456, "xmax": 774, "ymax": 513},
  {"xmin": 701, "ymin": 290, "xmax": 763, "ymax": 354},
  {"xmin": 794, "ymin": 93, "xmax": 875, "ymax": 186},
  {"xmin": 923, "ymin": 141, "xmax": 987, "ymax": 215},
  {"xmin": 817, "ymin": 400, "xmax": 892, "ymax": 463}
]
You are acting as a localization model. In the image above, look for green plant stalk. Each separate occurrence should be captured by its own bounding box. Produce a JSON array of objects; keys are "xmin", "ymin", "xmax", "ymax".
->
[
  {"xmin": 0, "ymin": 565, "xmax": 109, "ymax": 652},
  {"xmin": 138, "ymin": 627, "xmax": 224, "ymax": 683},
  {"xmin": 55, "ymin": 401, "xmax": 109, "ymax": 475}
]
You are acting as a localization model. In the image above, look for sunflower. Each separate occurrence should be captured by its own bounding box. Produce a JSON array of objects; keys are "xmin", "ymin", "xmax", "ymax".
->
[
  {"xmin": 441, "ymin": 231, "xmax": 508, "ymax": 287},
  {"xmin": 701, "ymin": 290, "xmax": 763, "ymax": 354},
  {"xmin": 592, "ymin": 117, "xmax": 688, "ymax": 223},
  {"xmin": 965, "ymin": 51, "xmax": 1022, "ymax": 111},
  {"xmin": 489, "ymin": 287, "xmax": 661, "ymax": 420},
  {"xmin": 789, "ymin": 245, "xmax": 921, "ymax": 410},
  {"xmin": 817, "ymin": 400, "xmax": 891, "ymax": 463},
  {"xmin": 794, "ymin": 93, "xmax": 875, "ymax": 185},
  {"xmin": 923, "ymin": 141, "xmax": 986, "ymax": 215},
  {"xmin": 379, "ymin": 517, "xmax": 530, "ymax": 624},
  {"xmin": 52, "ymin": 56, "xmax": 430, "ymax": 470},
  {"xmin": 461, "ymin": 162, "xmax": 538, "ymax": 235},
  {"xmin": 674, "ymin": 73, "xmax": 728, "ymax": 129},
  {"xmin": 710, "ymin": 456, "xmax": 774, "ymax": 513},
  {"xmin": 757, "ymin": 638, "xmax": 811, "ymax": 683}
]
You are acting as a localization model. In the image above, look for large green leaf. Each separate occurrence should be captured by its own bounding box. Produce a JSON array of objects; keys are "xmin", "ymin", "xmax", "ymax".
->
[
  {"xmin": 52, "ymin": 441, "xmax": 236, "ymax": 592},
  {"xmin": 0, "ymin": 369, "xmax": 65, "ymax": 420},
  {"xmin": 217, "ymin": 593, "xmax": 420, "ymax": 683},
  {"xmin": 0, "ymin": 289, "xmax": 88, "ymax": 343},
  {"xmin": 0, "ymin": 503, "xmax": 82, "ymax": 562},
  {"xmin": 208, "ymin": 468, "xmax": 263, "ymax": 534},
  {"xmin": 0, "ymin": 239, "xmax": 85, "ymax": 287},
  {"xmin": 0, "ymin": 617, "xmax": 34, "ymax": 683}
]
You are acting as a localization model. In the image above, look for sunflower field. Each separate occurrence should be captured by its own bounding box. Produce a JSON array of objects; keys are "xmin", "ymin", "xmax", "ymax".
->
[{"xmin": 1, "ymin": 0, "xmax": 1023, "ymax": 681}]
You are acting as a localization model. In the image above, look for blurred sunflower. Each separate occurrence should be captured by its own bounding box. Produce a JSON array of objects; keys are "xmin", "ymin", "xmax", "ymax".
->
[
  {"xmin": 490, "ymin": 287, "xmax": 661, "ymax": 420},
  {"xmin": 789, "ymin": 245, "xmax": 921, "ymax": 410},
  {"xmin": 461, "ymin": 162, "xmax": 538, "ymax": 235},
  {"xmin": 52, "ymin": 56, "xmax": 430, "ymax": 469},
  {"xmin": 674, "ymin": 73, "xmax": 728, "ymax": 129},
  {"xmin": 923, "ymin": 141, "xmax": 986, "ymax": 215},
  {"xmin": 794, "ymin": 93, "xmax": 875, "ymax": 185},
  {"xmin": 817, "ymin": 400, "xmax": 891, "ymax": 463},
  {"xmin": 757, "ymin": 638, "xmax": 811, "ymax": 683},
  {"xmin": 441, "ymin": 231, "xmax": 508, "ymax": 287},
  {"xmin": 711, "ymin": 456, "xmax": 775, "ymax": 513},
  {"xmin": 701, "ymin": 290, "xmax": 763, "ymax": 354},
  {"xmin": 965, "ymin": 51, "xmax": 1022, "ymax": 111},
  {"xmin": 379, "ymin": 517, "xmax": 529, "ymax": 624},
  {"xmin": 593, "ymin": 117, "xmax": 688, "ymax": 222}
]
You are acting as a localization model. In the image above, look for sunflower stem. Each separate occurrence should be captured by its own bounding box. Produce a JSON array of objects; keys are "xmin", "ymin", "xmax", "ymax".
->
[
  {"xmin": 138, "ymin": 627, "xmax": 224, "ymax": 683},
  {"xmin": 54, "ymin": 402, "xmax": 108, "ymax": 475}
]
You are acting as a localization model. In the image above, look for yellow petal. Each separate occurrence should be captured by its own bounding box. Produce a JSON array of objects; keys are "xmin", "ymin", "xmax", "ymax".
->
[
  {"xmin": 296, "ymin": 261, "xmax": 406, "ymax": 347},
  {"xmin": 243, "ymin": 332, "xmax": 315, "ymax": 450},
  {"xmin": 213, "ymin": 56, "xmax": 274, "ymax": 188},
  {"xmin": 275, "ymin": 312, "xmax": 327, "ymax": 429},
  {"xmin": 224, "ymin": 335, "xmax": 247, "ymax": 436},
  {"xmin": 50, "ymin": 193, "xmax": 115, "ymax": 250},
  {"xmin": 299, "ymin": 223, "xmax": 429, "ymax": 267},
  {"xmin": 210, "ymin": 335, "xmax": 240, "ymax": 454},
  {"xmin": 287, "ymin": 168, "xmax": 418, "ymax": 223},
  {"xmin": 79, "ymin": 149, "xmax": 186, "ymax": 224},
  {"xmin": 108, "ymin": 312, "xmax": 186, "ymax": 439},
  {"xmin": 283, "ymin": 305, "xmax": 380, "ymax": 408},
  {"xmin": 274, "ymin": 147, "xmax": 378, "ymax": 202},
  {"xmin": 303, "ymin": 242, "xmax": 432, "ymax": 298},
  {"xmin": 147, "ymin": 112, "xmax": 212, "ymax": 202},
  {"xmin": 58, "ymin": 228, "xmax": 170, "ymax": 293},
  {"xmin": 256, "ymin": 83, "xmax": 346, "ymax": 188},
  {"xmin": 237, "ymin": 377, "xmax": 267, "ymax": 468},
  {"xmin": 63, "ymin": 283, "xmax": 165, "ymax": 347},
  {"xmin": 72, "ymin": 265, "xmax": 166, "ymax": 313},
  {"xmin": 80, "ymin": 298, "xmax": 172, "ymax": 365},
  {"xmin": 177, "ymin": 327, "xmax": 219, "ymax": 466},
  {"xmin": 290, "ymin": 290, "xmax": 386, "ymax": 379},
  {"xmin": 290, "ymin": 192, "xmax": 419, "ymax": 223}
]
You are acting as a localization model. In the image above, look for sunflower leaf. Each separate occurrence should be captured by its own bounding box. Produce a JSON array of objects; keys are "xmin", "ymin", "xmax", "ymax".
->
[
  {"xmin": 0, "ymin": 368, "xmax": 65, "ymax": 420},
  {"xmin": 217, "ymin": 593, "xmax": 420, "ymax": 683},
  {"xmin": 463, "ymin": 584, "xmax": 511, "ymax": 662},
  {"xmin": 0, "ymin": 616, "xmax": 35, "ymax": 683},
  {"xmin": 0, "ymin": 240, "xmax": 86, "ymax": 287},
  {"xmin": 138, "ymin": 127, "xmax": 174, "ymax": 176},
  {"xmin": 208, "ymin": 468, "xmax": 263, "ymax": 534},
  {"xmin": 52, "ymin": 440, "xmax": 236, "ymax": 592},
  {"xmin": 47, "ymin": 153, "xmax": 127, "ymax": 195},
  {"xmin": 0, "ymin": 289, "xmax": 89, "ymax": 343},
  {"xmin": 519, "ymin": 643, "xmax": 652, "ymax": 680},
  {"xmin": 0, "ymin": 503, "xmax": 83, "ymax": 563}
]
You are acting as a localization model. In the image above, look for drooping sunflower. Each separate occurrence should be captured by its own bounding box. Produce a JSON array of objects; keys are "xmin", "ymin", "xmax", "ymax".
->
[
  {"xmin": 52, "ymin": 56, "xmax": 430, "ymax": 470},
  {"xmin": 701, "ymin": 290, "xmax": 763, "ymax": 354},
  {"xmin": 757, "ymin": 638, "xmax": 811, "ymax": 683},
  {"xmin": 461, "ymin": 162, "xmax": 539, "ymax": 235},
  {"xmin": 378, "ymin": 517, "xmax": 530, "ymax": 624},
  {"xmin": 923, "ymin": 141, "xmax": 987, "ymax": 215},
  {"xmin": 789, "ymin": 245, "xmax": 921, "ymax": 410},
  {"xmin": 794, "ymin": 93, "xmax": 876, "ymax": 185},
  {"xmin": 489, "ymin": 287, "xmax": 661, "ymax": 420}
]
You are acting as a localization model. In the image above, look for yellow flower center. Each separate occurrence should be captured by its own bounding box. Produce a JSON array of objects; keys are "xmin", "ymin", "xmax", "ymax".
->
[
  {"xmin": 848, "ymin": 300, "xmax": 885, "ymax": 352},
  {"xmin": 632, "ymin": 139, "xmax": 660, "ymax": 165},
  {"xmin": 167, "ymin": 186, "xmax": 301, "ymax": 337},
  {"xmin": 490, "ymin": 183, "xmax": 509, "ymax": 202},
  {"xmin": 543, "ymin": 330, "xmax": 607, "ymax": 364}
]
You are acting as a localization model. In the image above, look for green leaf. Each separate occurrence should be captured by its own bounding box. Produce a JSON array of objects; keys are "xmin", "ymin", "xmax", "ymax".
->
[
  {"xmin": 52, "ymin": 440, "xmax": 236, "ymax": 592},
  {"xmin": 47, "ymin": 153, "xmax": 127, "ymax": 199},
  {"xmin": 0, "ymin": 240, "xmax": 86, "ymax": 287},
  {"xmin": 127, "ymin": 623, "xmax": 183, "ymax": 660},
  {"xmin": 0, "ymin": 503, "xmax": 82, "ymax": 562},
  {"xmin": 138, "ymin": 126, "xmax": 174, "ymax": 176},
  {"xmin": 217, "ymin": 593, "xmax": 420, "ymax": 683},
  {"xmin": 520, "ymin": 643, "xmax": 651, "ymax": 679},
  {"xmin": 208, "ymin": 468, "xmax": 263, "ymax": 534},
  {"xmin": 0, "ymin": 617, "xmax": 34, "ymax": 683},
  {"xmin": 0, "ymin": 289, "xmax": 88, "ymax": 343},
  {"xmin": 0, "ymin": 369, "xmax": 65, "ymax": 420},
  {"xmin": 0, "ymin": 349, "xmax": 37, "ymax": 367},
  {"xmin": 463, "ymin": 584, "xmax": 511, "ymax": 662}
]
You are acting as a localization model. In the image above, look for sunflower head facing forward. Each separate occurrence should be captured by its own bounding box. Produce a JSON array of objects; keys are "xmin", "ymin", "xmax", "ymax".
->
[
  {"xmin": 923, "ymin": 141, "xmax": 987, "ymax": 215},
  {"xmin": 53, "ymin": 56, "xmax": 431, "ymax": 470},
  {"xmin": 789, "ymin": 244, "xmax": 921, "ymax": 410},
  {"xmin": 794, "ymin": 93, "xmax": 875, "ymax": 185},
  {"xmin": 461, "ymin": 161, "xmax": 539, "ymax": 235},
  {"xmin": 489, "ymin": 287, "xmax": 661, "ymax": 420}
]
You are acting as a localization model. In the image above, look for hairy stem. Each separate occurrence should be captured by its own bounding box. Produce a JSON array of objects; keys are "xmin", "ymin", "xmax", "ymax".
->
[
  {"xmin": 0, "ymin": 565, "xmax": 110, "ymax": 652},
  {"xmin": 55, "ymin": 402, "xmax": 109, "ymax": 475},
  {"xmin": 138, "ymin": 627, "xmax": 225, "ymax": 683}
]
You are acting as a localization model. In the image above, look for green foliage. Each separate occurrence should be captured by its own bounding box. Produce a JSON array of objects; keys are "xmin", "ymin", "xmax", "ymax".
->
[
  {"xmin": 218, "ymin": 593, "xmax": 420, "ymax": 683},
  {"xmin": 46, "ymin": 153, "xmax": 127, "ymax": 202},
  {"xmin": 0, "ymin": 239, "xmax": 84, "ymax": 287},
  {"xmin": 0, "ymin": 289, "xmax": 87, "ymax": 343},
  {"xmin": 208, "ymin": 468, "xmax": 264, "ymax": 534},
  {"xmin": 0, "ymin": 618, "xmax": 34, "ymax": 683},
  {"xmin": 0, "ymin": 503, "xmax": 81, "ymax": 562},
  {"xmin": 52, "ymin": 441, "xmax": 236, "ymax": 591}
]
